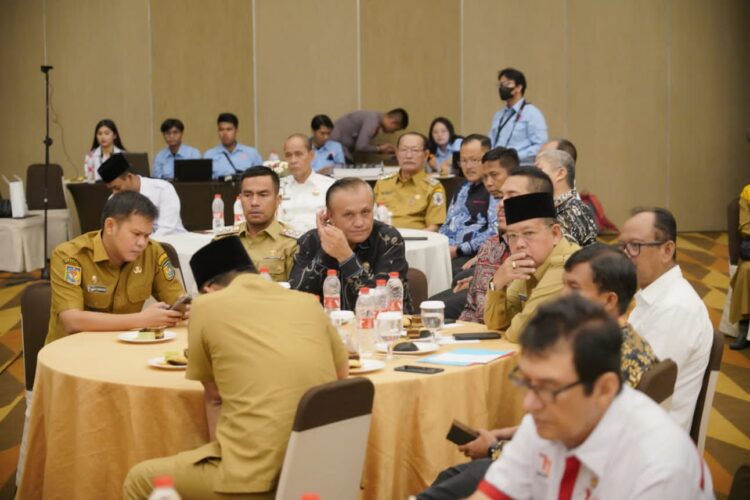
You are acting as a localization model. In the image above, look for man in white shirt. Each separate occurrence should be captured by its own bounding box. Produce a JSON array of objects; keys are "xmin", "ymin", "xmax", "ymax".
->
[
  {"xmin": 620, "ymin": 207, "xmax": 713, "ymax": 431},
  {"xmin": 278, "ymin": 134, "xmax": 335, "ymax": 234},
  {"xmin": 98, "ymin": 154, "xmax": 187, "ymax": 237},
  {"xmin": 469, "ymin": 294, "xmax": 712, "ymax": 500}
]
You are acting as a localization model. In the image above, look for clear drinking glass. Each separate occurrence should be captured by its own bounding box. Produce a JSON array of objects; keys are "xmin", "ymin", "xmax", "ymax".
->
[
  {"xmin": 330, "ymin": 310, "xmax": 358, "ymax": 356},
  {"xmin": 420, "ymin": 301, "xmax": 445, "ymax": 343},
  {"xmin": 376, "ymin": 311, "xmax": 403, "ymax": 360}
]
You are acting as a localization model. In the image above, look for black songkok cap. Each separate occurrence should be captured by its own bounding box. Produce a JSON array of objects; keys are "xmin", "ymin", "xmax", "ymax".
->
[
  {"xmin": 98, "ymin": 153, "xmax": 131, "ymax": 183},
  {"xmin": 190, "ymin": 236, "xmax": 254, "ymax": 290},
  {"xmin": 504, "ymin": 192, "xmax": 556, "ymax": 225}
]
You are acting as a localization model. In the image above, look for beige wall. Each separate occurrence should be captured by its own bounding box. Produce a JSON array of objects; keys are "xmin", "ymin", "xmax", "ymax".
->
[{"xmin": 1, "ymin": 0, "xmax": 747, "ymax": 230}]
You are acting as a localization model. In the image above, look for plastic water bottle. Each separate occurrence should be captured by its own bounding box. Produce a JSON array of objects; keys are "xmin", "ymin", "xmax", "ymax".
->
[
  {"xmin": 211, "ymin": 194, "xmax": 225, "ymax": 234},
  {"xmin": 375, "ymin": 203, "xmax": 392, "ymax": 225},
  {"xmin": 387, "ymin": 272, "xmax": 404, "ymax": 312},
  {"xmin": 356, "ymin": 288, "xmax": 376, "ymax": 356},
  {"xmin": 148, "ymin": 476, "xmax": 181, "ymax": 500},
  {"xmin": 323, "ymin": 269, "xmax": 341, "ymax": 314},
  {"xmin": 374, "ymin": 279, "xmax": 388, "ymax": 316},
  {"xmin": 233, "ymin": 196, "xmax": 244, "ymax": 225},
  {"xmin": 259, "ymin": 267, "xmax": 272, "ymax": 281},
  {"xmin": 268, "ymin": 151, "xmax": 280, "ymax": 162}
]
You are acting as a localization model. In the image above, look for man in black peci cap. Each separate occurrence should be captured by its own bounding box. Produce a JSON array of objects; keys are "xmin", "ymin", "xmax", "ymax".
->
[
  {"xmin": 123, "ymin": 236, "xmax": 348, "ymax": 499},
  {"xmin": 483, "ymin": 192, "xmax": 579, "ymax": 341},
  {"xmin": 99, "ymin": 153, "xmax": 186, "ymax": 236}
]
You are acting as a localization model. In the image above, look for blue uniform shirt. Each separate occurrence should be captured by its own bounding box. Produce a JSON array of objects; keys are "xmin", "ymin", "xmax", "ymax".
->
[
  {"xmin": 432, "ymin": 138, "xmax": 463, "ymax": 172},
  {"xmin": 488, "ymin": 98, "xmax": 548, "ymax": 165},
  {"xmin": 152, "ymin": 144, "xmax": 201, "ymax": 179},
  {"xmin": 311, "ymin": 139, "xmax": 346, "ymax": 171},
  {"xmin": 439, "ymin": 181, "xmax": 499, "ymax": 257},
  {"xmin": 204, "ymin": 143, "xmax": 263, "ymax": 178}
]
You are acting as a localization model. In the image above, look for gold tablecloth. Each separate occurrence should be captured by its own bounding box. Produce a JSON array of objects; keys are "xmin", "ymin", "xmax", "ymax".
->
[{"xmin": 18, "ymin": 324, "xmax": 524, "ymax": 500}]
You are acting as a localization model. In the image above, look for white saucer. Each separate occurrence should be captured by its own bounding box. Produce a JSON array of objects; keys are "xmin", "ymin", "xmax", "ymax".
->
[
  {"xmin": 148, "ymin": 356, "xmax": 186, "ymax": 370},
  {"xmin": 117, "ymin": 330, "xmax": 177, "ymax": 344},
  {"xmin": 350, "ymin": 359, "xmax": 386, "ymax": 374}
]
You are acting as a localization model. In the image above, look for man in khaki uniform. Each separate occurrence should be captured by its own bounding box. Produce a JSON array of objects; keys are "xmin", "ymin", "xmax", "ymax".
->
[
  {"xmin": 229, "ymin": 166, "xmax": 299, "ymax": 281},
  {"xmin": 484, "ymin": 192, "xmax": 579, "ymax": 341},
  {"xmin": 374, "ymin": 132, "xmax": 446, "ymax": 231},
  {"xmin": 46, "ymin": 191, "xmax": 186, "ymax": 344},
  {"xmin": 123, "ymin": 236, "xmax": 348, "ymax": 499}
]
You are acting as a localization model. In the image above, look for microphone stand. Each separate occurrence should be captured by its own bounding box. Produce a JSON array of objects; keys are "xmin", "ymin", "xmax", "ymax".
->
[{"xmin": 40, "ymin": 65, "xmax": 53, "ymax": 280}]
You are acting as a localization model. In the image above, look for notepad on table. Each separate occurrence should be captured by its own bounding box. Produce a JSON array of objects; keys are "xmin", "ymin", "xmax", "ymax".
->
[{"xmin": 419, "ymin": 348, "xmax": 515, "ymax": 366}]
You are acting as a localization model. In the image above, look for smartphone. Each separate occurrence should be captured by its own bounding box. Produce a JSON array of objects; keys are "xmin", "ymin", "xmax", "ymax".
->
[
  {"xmin": 394, "ymin": 365, "xmax": 444, "ymax": 375},
  {"xmin": 446, "ymin": 419, "xmax": 479, "ymax": 445},
  {"xmin": 169, "ymin": 295, "xmax": 193, "ymax": 313},
  {"xmin": 453, "ymin": 331, "xmax": 502, "ymax": 341}
]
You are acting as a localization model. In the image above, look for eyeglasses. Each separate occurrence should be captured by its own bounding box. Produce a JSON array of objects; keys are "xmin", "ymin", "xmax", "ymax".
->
[
  {"xmin": 508, "ymin": 366, "xmax": 583, "ymax": 404},
  {"xmin": 505, "ymin": 225, "xmax": 552, "ymax": 244},
  {"xmin": 617, "ymin": 240, "xmax": 666, "ymax": 257},
  {"xmin": 459, "ymin": 158, "xmax": 483, "ymax": 167},
  {"xmin": 397, "ymin": 147, "xmax": 424, "ymax": 155}
]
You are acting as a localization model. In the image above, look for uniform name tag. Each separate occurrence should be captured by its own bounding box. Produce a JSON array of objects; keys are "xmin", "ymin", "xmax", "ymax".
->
[{"xmin": 86, "ymin": 284, "xmax": 108, "ymax": 294}]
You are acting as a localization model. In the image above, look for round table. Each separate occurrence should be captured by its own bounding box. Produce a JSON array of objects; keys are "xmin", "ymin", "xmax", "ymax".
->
[
  {"xmin": 19, "ymin": 323, "xmax": 524, "ymax": 500},
  {"xmin": 155, "ymin": 227, "xmax": 452, "ymax": 297}
]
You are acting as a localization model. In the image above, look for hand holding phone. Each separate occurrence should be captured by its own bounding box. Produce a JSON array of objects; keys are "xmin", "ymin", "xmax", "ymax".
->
[{"xmin": 169, "ymin": 295, "xmax": 192, "ymax": 313}]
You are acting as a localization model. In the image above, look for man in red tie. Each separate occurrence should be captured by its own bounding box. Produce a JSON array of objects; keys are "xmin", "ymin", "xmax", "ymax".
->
[{"xmin": 468, "ymin": 294, "xmax": 713, "ymax": 500}]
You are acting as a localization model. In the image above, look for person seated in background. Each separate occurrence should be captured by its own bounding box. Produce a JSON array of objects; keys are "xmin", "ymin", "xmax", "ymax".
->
[
  {"xmin": 289, "ymin": 177, "xmax": 413, "ymax": 312},
  {"xmin": 230, "ymin": 166, "xmax": 299, "ymax": 282},
  {"xmin": 330, "ymin": 108, "xmax": 408, "ymax": 162},
  {"xmin": 46, "ymin": 192, "xmax": 186, "ymax": 344},
  {"xmin": 727, "ymin": 183, "xmax": 750, "ymax": 349},
  {"xmin": 622, "ymin": 207, "xmax": 713, "ymax": 431},
  {"xmin": 484, "ymin": 192, "xmax": 579, "ymax": 341},
  {"xmin": 488, "ymin": 67, "xmax": 548, "ymax": 165},
  {"xmin": 99, "ymin": 153, "xmax": 187, "ymax": 236},
  {"xmin": 539, "ymin": 137, "xmax": 578, "ymax": 163},
  {"xmin": 152, "ymin": 118, "xmax": 201, "ymax": 179},
  {"xmin": 83, "ymin": 118, "xmax": 125, "ymax": 181},
  {"xmin": 467, "ymin": 295, "xmax": 713, "ymax": 500},
  {"xmin": 440, "ymin": 134, "xmax": 498, "ymax": 273},
  {"xmin": 418, "ymin": 246, "xmax": 659, "ymax": 500},
  {"xmin": 426, "ymin": 117, "xmax": 463, "ymax": 176},
  {"xmin": 373, "ymin": 132, "xmax": 446, "ymax": 231},
  {"xmin": 123, "ymin": 236, "xmax": 348, "ymax": 500},
  {"xmin": 535, "ymin": 149, "xmax": 598, "ymax": 246},
  {"xmin": 278, "ymin": 134, "xmax": 335, "ymax": 234},
  {"xmin": 204, "ymin": 112, "xmax": 262, "ymax": 179},
  {"xmin": 310, "ymin": 114, "xmax": 346, "ymax": 174}
]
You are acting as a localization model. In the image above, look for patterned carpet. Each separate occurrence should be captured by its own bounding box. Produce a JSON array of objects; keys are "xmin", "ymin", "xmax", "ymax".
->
[{"xmin": 0, "ymin": 234, "xmax": 747, "ymax": 499}]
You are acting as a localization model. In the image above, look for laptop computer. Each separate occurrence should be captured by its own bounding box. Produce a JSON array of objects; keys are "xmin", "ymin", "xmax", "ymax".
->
[
  {"xmin": 174, "ymin": 159, "xmax": 213, "ymax": 182},
  {"xmin": 122, "ymin": 152, "xmax": 150, "ymax": 177}
]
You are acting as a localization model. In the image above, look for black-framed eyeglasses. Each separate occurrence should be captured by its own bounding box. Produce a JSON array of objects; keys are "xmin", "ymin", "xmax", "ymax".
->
[
  {"xmin": 616, "ymin": 240, "xmax": 667, "ymax": 257},
  {"xmin": 508, "ymin": 365, "xmax": 584, "ymax": 404}
]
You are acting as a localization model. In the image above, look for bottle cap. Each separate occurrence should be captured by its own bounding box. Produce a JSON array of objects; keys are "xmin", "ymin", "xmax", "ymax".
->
[
  {"xmin": 300, "ymin": 495, "xmax": 321, "ymax": 500},
  {"xmin": 389, "ymin": 272, "xmax": 399, "ymax": 278},
  {"xmin": 327, "ymin": 269, "xmax": 337, "ymax": 276},
  {"xmin": 376, "ymin": 279, "xmax": 386, "ymax": 286},
  {"xmin": 360, "ymin": 287, "xmax": 369, "ymax": 294},
  {"xmin": 153, "ymin": 475, "xmax": 175, "ymax": 488},
  {"xmin": 214, "ymin": 194, "xmax": 221, "ymax": 198},
  {"xmin": 260, "ymin": 267, "xmax": 269, "ymax": 273}
]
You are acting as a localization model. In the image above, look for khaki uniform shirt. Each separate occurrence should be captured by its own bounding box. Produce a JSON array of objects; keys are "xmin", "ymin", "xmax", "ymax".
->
[
  {"xmin": 184, "ymin": 274, "xmax": 348, "ymax": 494},
  {"xmin": 236, "ymin": 220, "xmax": 299, "ymax": 282},
  {"xmin": 484, "ymin": 238, "xmax": 579, "ymax": 342},
  {"xmin": 373, "ymin": 170, "xmax": 446, "ymax": 229},
  {"xmin": 46, "ymin": 231, "xmax": 185, "ymax": 344}
]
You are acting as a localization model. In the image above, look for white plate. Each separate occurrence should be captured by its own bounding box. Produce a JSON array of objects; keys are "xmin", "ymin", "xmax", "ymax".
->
[
  {"xmin": 117, "ymin": 330, "xmax": 177, "ymax": 344},
  {"xmin": 349, "ymin": 359, "xmax": 386, "ymax": 374},
  {"xmin": 376, "ymin": 342, "xmax": 439, "ymax": 355},
  {"xmin": 148, "ymin": 356, "xmax": 186, "ymax": 370}
]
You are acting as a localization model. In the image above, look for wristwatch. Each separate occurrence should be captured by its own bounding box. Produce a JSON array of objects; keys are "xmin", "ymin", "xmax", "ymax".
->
[
  {"xmin": 488, "ymin": 440, "xmax": 506, "ymax": 460},
  {"xmin": 489, "ymin": 281, "xmax": 496, "ymax": 292}
]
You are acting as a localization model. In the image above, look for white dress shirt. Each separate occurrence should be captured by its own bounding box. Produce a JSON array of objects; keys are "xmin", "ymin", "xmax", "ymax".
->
[
  {"xmin": 628, "ymin": 265, "xmax": 713, "ymax": 430},
  {"xmin": 139, "ymin": 176, "xmax": 187, "ymax": 237},
  {"xmin": 278, "ymin": 172, "xmax": 335, "ymax": 234},
  {"xmin": 479, "ymin": 386, "xmax": 713, "ymax": 500}
]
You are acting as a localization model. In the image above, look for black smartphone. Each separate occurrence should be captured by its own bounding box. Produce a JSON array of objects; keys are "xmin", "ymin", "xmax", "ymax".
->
[
  {"xmin": 446, "ymin": 419, "xmax": 479, "ymax": 445},
  {"xmin": 394, "ymin": 365, "xmax": 444, "ymax": 375},
  {"xmin": 169, "ymin": 295, "xmax": 193, "ymax": 313},
  {"xmin": 453, "ymin": 331, "xmax": 502, "ymax": 341}
]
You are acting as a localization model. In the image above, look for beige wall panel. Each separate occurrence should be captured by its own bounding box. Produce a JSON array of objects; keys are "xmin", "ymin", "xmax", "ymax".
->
[
  {"xmin": 44, "ymin": 0, "xmax": 151, "ymax": 177},
  {"xmin": 463, "ymin": 0, "xmax": 565, "ymax": 139},
  {"xmin": 567, "ymin": 0, "xmax": 668, "ymax": 227},
  {"xmin": 360, "ymin": 0, "xmax": 460, "ymax": 143},
  {"xmin": 0, "ymin": 0, "xmax": 45, "ymax": 197},
  {"xmin": 151, "ymin": 0, "xmax": 254, "ymax": 157},
  {"xmin": 255, "ymin": 0, "xmax": 357, "ymax": 155},
  {"xmin": 669, "ymin": 0, "xmax": 750, "ymax": 231}
]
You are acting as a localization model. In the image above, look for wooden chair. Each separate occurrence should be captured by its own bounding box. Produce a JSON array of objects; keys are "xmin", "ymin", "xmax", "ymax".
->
[
  {"xmin": 407, "ymin": 268, "xmax": 428, "ymax": 311},
  {"xmin": 26, "ymin": 164, "xmax": 67, "ymax": 210},
  {"xmin": 635, "ymin": 358, "xmax": 677, "ymax": 409},
  {"xmin": 689, "ymin": 329, "xmax": 725, "ymax": 452},
  {"xmin": 275, "ymin": 378, "xmax": 375, "ymax": 500},
  {"xmin": 20, "ymin": 281, "xmax": 52, "ymax": 391}
]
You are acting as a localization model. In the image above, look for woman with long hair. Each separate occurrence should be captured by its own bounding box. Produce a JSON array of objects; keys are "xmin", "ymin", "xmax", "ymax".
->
[
  {"xmin": 83, "ymin": 119, "xmax": 126, "ymax": 182},
  {"xmin": 426, "ymin": 117, "xmax": 462, "ymax": 176}
]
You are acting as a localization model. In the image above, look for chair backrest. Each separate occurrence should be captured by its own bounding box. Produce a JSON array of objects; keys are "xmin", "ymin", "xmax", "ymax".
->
[
  {"xmin": 690, "ymin": 329, "xmax": 725, "ymax": 452},
  {"xmin": 635, "ymin": 358, "xmax": 677, "ymax": 405},
  {"xmin": 728, "ymin": 197, "xmax": 741, "ymax": 266},
  {"xmin": 158, "ymin": 241, "xmax": 186, "ymax": 291},
  {"xmin": 20, "ymin": 281, "xmax": 52, "ymax": 391},
  {"xmin": 26, "ymin": 164, "xmax": 67, "ymax": 210},
  {"xmin": 407, "ymin": 267, "xmax": 428, "ymax": 311},
  {"xmin": 275, "ymin": 377, "xmax": 375, "ymax": 500}
]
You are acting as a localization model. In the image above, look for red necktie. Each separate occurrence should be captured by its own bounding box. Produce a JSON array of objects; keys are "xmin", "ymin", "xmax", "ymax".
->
[{"xmin": 558, "ymin": 455, "xmax": 581, "ymax": 500}]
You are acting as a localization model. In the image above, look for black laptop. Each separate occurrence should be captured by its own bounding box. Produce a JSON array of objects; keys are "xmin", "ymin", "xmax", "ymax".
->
[
  {"xmin": 122, "ymin": 152, "xmax": 150, "ymax": 177},
  {"xmin": 174, "ymin": 159, "xmax": 213, "ymax": 182}
]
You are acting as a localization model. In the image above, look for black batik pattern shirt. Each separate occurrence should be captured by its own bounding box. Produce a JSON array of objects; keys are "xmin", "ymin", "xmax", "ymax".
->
[{"xmin": 555, "ymin": 190, "xmax": 599, "ymax": 247}]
